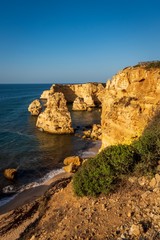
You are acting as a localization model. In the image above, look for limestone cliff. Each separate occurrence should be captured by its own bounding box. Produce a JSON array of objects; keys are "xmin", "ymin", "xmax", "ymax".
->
[
  {"xmin": 36, "ymin": 92, "xmax": 73, "ymax": 134},
  {"xmin": 101, "ymin": 64, "xmax": 160, "ymax": 149},
  {"xmin": 41, "ymin": 83, "xmax": 105, "ymax": 106}
]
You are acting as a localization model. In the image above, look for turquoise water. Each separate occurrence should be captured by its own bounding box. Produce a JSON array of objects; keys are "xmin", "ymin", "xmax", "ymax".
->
[{"xmin": 0, "ymin": 84, "xmax": 100, "ymax": 204}]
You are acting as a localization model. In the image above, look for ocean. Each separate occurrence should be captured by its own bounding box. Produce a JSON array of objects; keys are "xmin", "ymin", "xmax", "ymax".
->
[{"xmin": 0, "ymin": 84, "xmax": 101, "ymax": 206}]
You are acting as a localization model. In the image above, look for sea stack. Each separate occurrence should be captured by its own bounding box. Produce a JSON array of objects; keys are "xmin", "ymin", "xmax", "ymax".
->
[
  {"xmin": 36, "ymin": 92, "xmax": 74, "ymax": 134},
  {"xmin": 28, "ymin": 99, "xmax": 42, "ymax": 116}
]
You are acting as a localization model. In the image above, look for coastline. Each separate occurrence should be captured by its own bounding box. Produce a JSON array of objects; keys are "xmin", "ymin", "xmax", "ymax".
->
[
  {"xmin": 0, "ymin": 172, "xmax": 72, "ymax": 215},
  {"xmin": 0, "ymin": 140, "xmax": 101, "ymax": 216}
]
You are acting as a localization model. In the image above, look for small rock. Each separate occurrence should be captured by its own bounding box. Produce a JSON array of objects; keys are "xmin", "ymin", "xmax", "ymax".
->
[
  {"xmin": 128, "ymin": 176, "xmax": 137, "ymax": 183},
  {"xmin": 138, "ymin": 176, "xmax": 147, "ymax": 186},
  {"xmin": 63, "ymin": 156, "xmax": 82, "ymax": 166},
  {"xmin": 149, "ymin": 178, "xmax": 157, "ymax": 188},
  {"xmin": 141, "ymin": 191, "xmax": 151, "ymax": 199},
  {"xmin": 155, "ymin": 173, "xmax": 160, "ymax": 185},
  {"xmin": 3, "ymin": 168, "xmax": 17, "ymax": 180},
  {"xmin": 129, "ymin": 224, "xmax": 141, "ymax": 236},
  {"xmin": 127, "ymin": 211, "xmax": 131, "ymax": 217}
]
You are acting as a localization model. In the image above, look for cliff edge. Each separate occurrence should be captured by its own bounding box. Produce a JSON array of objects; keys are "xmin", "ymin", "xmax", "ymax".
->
[{"xmin": 101, "ymin": 63, "xmax": 160, "ymax": 149}]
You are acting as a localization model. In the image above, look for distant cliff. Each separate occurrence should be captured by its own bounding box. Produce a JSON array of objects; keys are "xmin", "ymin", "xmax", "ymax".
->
[
  {"xmin": 101, "ymin": 63, "xmax": 160, "ymax": 149},
  {"xmin": 29, "ymin": 82, "xmax": 105, "ymax": 134},
  {"xmin": 41, "ymin": 82, "xmax": 105, "ymax": 105}
]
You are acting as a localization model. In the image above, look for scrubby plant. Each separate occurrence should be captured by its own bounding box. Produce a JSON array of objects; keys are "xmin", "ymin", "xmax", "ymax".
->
[
  {"xmin": 73, "ymin": 144, "xmax": 139, "ymax": 197},
  {"xmin": 132, "ymin": 112, "xmax": 160, "ymax": 175},
  {"xmin": 133, "ymin": 60, "xmax": 160, "ymax": 69},
  {"xmin": 73, "ymin": 111, "xmax": 160, "ymax": 197}
]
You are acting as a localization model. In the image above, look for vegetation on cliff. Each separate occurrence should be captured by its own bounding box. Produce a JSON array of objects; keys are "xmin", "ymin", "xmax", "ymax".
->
[
  {"xmin": 134, "ymin": 60, "xmax": 160, "ymax": 69},
  {"xmin": 73, "ymin": 111, "xmax": 160, "ymax": 196}
]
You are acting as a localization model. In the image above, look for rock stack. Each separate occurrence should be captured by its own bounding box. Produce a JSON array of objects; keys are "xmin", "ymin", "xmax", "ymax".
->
[{"xmin": 36, "ymin": 92, "xmax": 74, "ymax": 134}]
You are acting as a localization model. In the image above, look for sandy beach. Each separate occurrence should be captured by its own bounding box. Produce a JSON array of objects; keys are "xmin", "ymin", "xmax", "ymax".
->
[
  {"xmin": 0, "ymin": 172, "xmax": 72, "ymax": 216},
  {"xmin": 0, "ymin": 140, "xmax": 101, "ymax": 216}
]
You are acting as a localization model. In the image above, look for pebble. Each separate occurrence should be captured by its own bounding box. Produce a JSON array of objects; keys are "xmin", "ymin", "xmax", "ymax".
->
[
  {"xmin": 129, "ymin": 224, "xmax": 141, "ymax": 236},
  {"xmin": 149, "ymin": 177, "xmax": 157, "ymax": 188},
  {"xmin": 138, "ymin": 176, "xmax": 147, "ymax": 186},
  {"xmin": 141, "ymin": 190, "xmax": 151, "ymax": 199}
]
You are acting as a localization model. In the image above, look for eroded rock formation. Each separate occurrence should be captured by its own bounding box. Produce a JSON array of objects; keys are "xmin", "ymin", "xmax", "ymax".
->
[
  {"xmin": 36, "ymin": 92, "xmax": 73, "ymax": 134},
  {"xmin": 101, "ymin": 65, "xmax": 160, "ymax": 149},
  {"xmin": 28, "ymin": 99, "xmax": 42, "ymax": 116},
  {"xmin": 40, "ymin": 83, "xmax": 105, "ymax": 106}
]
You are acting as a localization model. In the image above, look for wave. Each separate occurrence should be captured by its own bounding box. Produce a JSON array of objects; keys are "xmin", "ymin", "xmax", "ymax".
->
[
  {"xmin": 79, "ymin": 140, "xmax": 101, "ymax": 158},
  {"xmin": 0, "ymin": 168, "xmax": 64, "ymax": 207}
]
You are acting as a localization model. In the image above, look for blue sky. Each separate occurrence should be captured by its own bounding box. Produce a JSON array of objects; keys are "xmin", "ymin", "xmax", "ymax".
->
[{"xmin": 0, "ymin": 0, "xmax": 160, "ymax": 83}]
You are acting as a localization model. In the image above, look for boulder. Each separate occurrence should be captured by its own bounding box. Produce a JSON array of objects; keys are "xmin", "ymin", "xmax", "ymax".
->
[
  {"xmin": 28, "ymin": 99, "xmax": 42, "ymax": 116},
  {"xmin": 63, "ymin": 156, "xmax": 83, "ymax": 166},
  {"xmin": 3, "ymin": 168, "xmax": 17, "ymax": 180},
  {"xmin": 63, "ymin": 163, "xmax": 75, "ymax": 173},
  {"xmin": 36, "ymin": 92, "xmax": 74, "ymax": 134},
  {"xmin": 83, "ymin": 124, "xmax": 102, "ymax": 140},
  {"xmin": 90, "ymin": 124, "xmax": 102, "ymax": 140}
]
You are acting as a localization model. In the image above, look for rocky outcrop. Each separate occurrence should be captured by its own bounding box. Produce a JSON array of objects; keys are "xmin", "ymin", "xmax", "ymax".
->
[
  {"xmin": 36, "ymin": 92, "xmax": 74, "ymax": 134},
  {"xmin": 83, "ymin": 124, "xmax": 102, "ymax": 140},
  {"xmin": 28, "ymin": 99, "xmax": 42, "ymax": 116},
  {"xmin": 63, "ymin": 156, "xmax": 83, "ymax": 173},
  {"xmin": 48, "ymin": 83, "xmax": 105, "ymax": 106},
  {"xmin": 40, "ymin": 90, "xmax": 50, "ymax": 99},
  {"xmin": 101, "ymin": 64, "xmax": 160, "ymax": 149}
]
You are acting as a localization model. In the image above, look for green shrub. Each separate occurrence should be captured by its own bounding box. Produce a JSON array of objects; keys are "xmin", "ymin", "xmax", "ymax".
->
[
  {"xmin": 73, "ymin": 111, "xmax": 160, "ymax": 197},
  {"xmin": 73, "ymin": 144, "xmax": 138, "ymax": 197},
  {"xmin": 73, "ymin": 157, "xmax": 114, "ymax": 196},
  {"xmin": 133, "ymin": 61, "xmax": 160, "ymax": 69},
  {"xmin": 132, "ymin": 113, "xmax": 160, "ymax": 175},
  {"xmin": 100, "ymin": 145, "xmax": 138, "ymax": 175}
]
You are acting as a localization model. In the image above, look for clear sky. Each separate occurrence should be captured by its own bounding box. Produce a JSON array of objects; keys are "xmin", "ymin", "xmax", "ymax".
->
[{"xmin": 0, "ymin": 0, "xmax": 160, "ymax": 84}]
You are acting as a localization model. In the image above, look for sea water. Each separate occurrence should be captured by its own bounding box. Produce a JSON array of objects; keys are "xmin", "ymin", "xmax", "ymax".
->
[{"xmin": 0, "ymin": 84, "xmax": 101, "ymax": 205}]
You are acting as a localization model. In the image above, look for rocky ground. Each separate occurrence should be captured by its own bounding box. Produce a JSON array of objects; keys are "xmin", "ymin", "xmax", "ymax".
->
[{"xmin": 0, "ymin": 172, "xmax": 159, "ymax": 240}]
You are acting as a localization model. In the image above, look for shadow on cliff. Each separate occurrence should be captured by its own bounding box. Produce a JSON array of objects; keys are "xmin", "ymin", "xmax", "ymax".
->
[{"xmin": 54, "ymin": 85, "xmax": 78, "ymax": 102}]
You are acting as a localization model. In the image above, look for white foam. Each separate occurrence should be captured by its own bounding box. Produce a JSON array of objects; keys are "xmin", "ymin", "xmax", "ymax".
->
[
  {"xmin": 0, "ymin": 168, "xmax": 64, "ymax": 207},
  {"xmin": 80, "ymin": 140, "xmax": 101, "ymax": 158}
]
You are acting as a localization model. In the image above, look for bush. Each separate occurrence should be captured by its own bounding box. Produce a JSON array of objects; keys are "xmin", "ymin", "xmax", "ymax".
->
[
  {"xmin": 73, "ymin": 111, "xmax": 160, "ymax": 197},
  {"xmin": 73, "ymin": 144, "xmax": 138, "ymax": 197},
  {"xmin": 132, "ymin": 113, "xmax": 160, "ymax": 175},
  {"xmin": 100, "ymin": 145, "xmax": 139, "ymax": 175}
]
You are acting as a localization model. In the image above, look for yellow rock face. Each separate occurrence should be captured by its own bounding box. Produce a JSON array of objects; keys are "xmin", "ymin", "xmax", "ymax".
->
[{"xmin": 101, "ymin": 65, "xmax": 160, "ymax": 149}]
